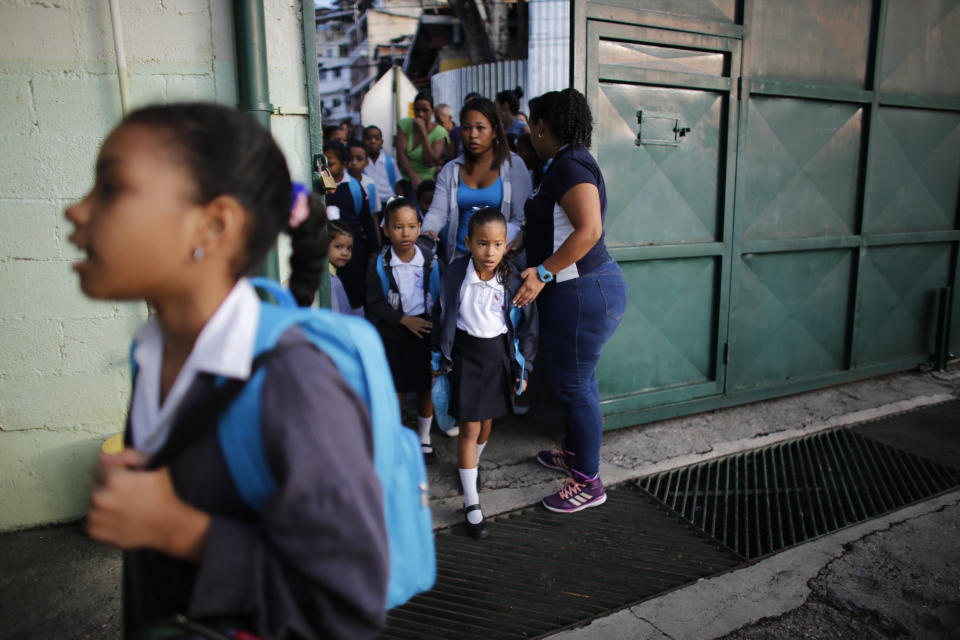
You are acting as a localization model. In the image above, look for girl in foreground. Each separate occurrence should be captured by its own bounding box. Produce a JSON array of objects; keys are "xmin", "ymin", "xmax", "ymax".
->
[
  {"xmin": 433, "ymin": 208, "xmax": 538, "ymax": 538},
  {"xmin": 71, "ymin": 103, "xmax": 388, "ymax": 639}
]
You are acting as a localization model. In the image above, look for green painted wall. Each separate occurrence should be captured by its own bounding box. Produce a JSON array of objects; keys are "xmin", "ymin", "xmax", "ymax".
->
[{"xmin": 0, "ymin": 0, "xmax": 311, "ymax": 531}]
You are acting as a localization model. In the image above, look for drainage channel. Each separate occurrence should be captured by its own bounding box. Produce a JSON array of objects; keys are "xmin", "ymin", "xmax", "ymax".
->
[
  {"xmin": 382, "ymin": 485, "xmax": 742, "ymax": 639},
  {"xmin": 382, "ymin": 400, "xmax": 960, "ymax": 639},
  {"xmin": 639, "ymin": 414, "xmax": 960, "ymax": 560}
]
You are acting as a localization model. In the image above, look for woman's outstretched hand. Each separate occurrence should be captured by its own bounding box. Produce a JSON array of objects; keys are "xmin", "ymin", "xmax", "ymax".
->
[{"xmin": 512, "ymin": 267, "xmax": 546, "ymax": 307}]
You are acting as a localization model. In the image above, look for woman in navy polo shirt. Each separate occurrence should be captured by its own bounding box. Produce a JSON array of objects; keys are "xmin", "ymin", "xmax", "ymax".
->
[{"xmin": 513, "ymin": 88, "xmax": 628, "ymax": 513}]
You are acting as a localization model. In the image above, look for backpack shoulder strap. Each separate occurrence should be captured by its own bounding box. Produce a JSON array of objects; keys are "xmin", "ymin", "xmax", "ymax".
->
[
  {"xmin": 376, "ymin": 252, "xmax": 391, "ymax": 300},
  {"xmin": 347, "ymin": 174, "xmax": 365, "ymax": 214},
  {"xmin": 385, "ymin": 154, "xmax": 397, "ymax": 187},
  {"xmin": 508, "ymin": 305, "xmax": 525, "ymax": 395},
  {"xmin": 216, "ymin": 302, "xmax": 307, "ymax": 510},
  {"xmin": 428, "ymin": 256, "xmax": 440, "ymax": 304},
  {"xmin": 250, "ymin": 276, "xmax": 298, "ymax": 309}
]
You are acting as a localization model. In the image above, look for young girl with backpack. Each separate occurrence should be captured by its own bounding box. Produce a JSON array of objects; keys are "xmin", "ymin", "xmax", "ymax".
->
[
  {"xmin": 432, "ymin": 207, "xmax": 538, "ymax": 538},
  {"xmin": 365, "ymin": 198, "xmax": 440, "ymax": 463},
  {"xmin": 72, "ymin": 103, "xmax": 389, "ymax": 639},
  {"xmin": 324, "ymin": 140, "xmax": 378, "ymax": 309}
]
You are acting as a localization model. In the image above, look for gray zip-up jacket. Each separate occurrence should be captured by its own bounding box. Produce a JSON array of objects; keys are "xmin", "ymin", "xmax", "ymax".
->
[{"xmin": 422, "ymin": 152, "xmax": 533, "ymax": 263}]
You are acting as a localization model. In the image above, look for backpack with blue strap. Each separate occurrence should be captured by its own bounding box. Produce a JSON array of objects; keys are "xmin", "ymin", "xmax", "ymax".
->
[
  {"xmin": 142, "ymin": 277, "xmax": 436, "ymax": 610},
  {"xmin": 373, "ymin": 244, "xmax": 441, "ymax": 312},
  {"xmin": 373, "ymin": 245, "xmax": 458, "ymax": 432}
]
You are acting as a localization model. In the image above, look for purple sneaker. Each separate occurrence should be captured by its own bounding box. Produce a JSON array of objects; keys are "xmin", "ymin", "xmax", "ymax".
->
[
  {"xmin": 542, "ymin": 471, "xmax": 607, "ymax": 513},
  {"xmin": 535, "ymin": 447, "xmax": 573, "ymax": 476}
]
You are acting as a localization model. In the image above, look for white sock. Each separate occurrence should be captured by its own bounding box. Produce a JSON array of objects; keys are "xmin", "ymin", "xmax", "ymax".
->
[
  {"xmin": 459, "ymin": 468, "xmax": 483, "ymax": 524},
  {"xmin": 417, "ymin": 415, "xmax": 432, "ymax": 448},
  {"xmin": 476, "ymin": 441, "xmax": 487, "ymax": 465}
]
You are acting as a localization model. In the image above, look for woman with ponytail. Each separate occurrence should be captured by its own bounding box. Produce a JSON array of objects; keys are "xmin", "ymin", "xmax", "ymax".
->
[{"xmin": 512, "ymin": 88, "xmax": 628, "ymax": 515}]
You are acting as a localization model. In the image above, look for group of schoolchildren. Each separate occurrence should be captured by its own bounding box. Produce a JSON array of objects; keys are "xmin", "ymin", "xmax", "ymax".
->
[{"xmin": 321, "ymin": 121, "xmax": 537, "ymax": 541}]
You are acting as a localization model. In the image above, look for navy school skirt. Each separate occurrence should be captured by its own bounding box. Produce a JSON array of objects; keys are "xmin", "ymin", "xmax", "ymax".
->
[
  {"xmin": 382, "ymin": 319, "xmax": 432, "ymax": 393},
  {"xmin": 449, "ymin": 329, "xmax": 512, "ymax": 422}
]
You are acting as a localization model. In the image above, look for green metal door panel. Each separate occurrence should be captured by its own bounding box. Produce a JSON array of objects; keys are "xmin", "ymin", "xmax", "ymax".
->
[
  {"xmin": 952, "ymin": 270, "xmax": 960, "ymax": 356},
  {"xmin": 749, "ymin": 0, "xmax": 873, "ymax": 86},
  {"xmin": 598, "ymin": 83, "xmax": 726, "ymax": 247},
  {"xmin": 863, "ymin": 108, "xmax": 960, "ymax": 234},
  {"xmin": 569, "ymin": 0, "xmax": 960, "ymax": 429},
  {"xmin": 740, "ymin": 97, "xmax": 863, "ymax": 240},
  {"xmin": 854, "ymin": 244, "xmax": 953, "ymax": 365},
  {"xmin": 728, "ymin": 249, "xmax": 853, "ymax": 391},
  {"xmin": 880, "ymin": 0, "xmax": 960, "ymax": 98},
  {"xmin": 597, "ymin": 257, "xmax": 719, "ymax": 401},
  {"xmin": 585, "ymin": 0, "xmax": 739, "ymax": 24}
]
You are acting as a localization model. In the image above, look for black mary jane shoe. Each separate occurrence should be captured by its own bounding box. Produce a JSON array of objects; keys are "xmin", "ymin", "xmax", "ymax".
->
[
  {"xmin": 421, "ymin": 444, "xmax": 438, "ymax": 465},
  {"xmin": 462, "ymin": 504, "xmax": 490, "ymax": 539}
]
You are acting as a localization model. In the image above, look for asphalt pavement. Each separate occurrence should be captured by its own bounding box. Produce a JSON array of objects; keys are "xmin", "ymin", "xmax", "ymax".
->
[{"xmin": 1, "ymin": 364, "xmax": 958, "ymax": 639}]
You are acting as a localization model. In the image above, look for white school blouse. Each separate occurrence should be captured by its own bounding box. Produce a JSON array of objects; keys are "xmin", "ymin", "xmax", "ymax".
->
[
  {"xmin": 129, "ymin": 278, "xmax": 259, "ymax": 454},
  {"xmin": 456, "ymin": 266, "xmax": 508, "ymax": 338},
  {"xmin": 390, "ymin": 245, "xmax": 426, "ymax": 315}
]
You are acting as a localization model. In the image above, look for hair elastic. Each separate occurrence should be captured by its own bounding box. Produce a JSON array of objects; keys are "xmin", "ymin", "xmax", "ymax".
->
[{"xmin": 289, "ymin": 181, "xmax": 310, "ymax": 229}]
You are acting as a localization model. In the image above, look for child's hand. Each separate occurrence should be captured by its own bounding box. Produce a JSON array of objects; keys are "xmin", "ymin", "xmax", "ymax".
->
[
  {"xmin": 87, "ymin": 456, "xmax": 210, "ymax": 561},
  {"xmin": 515, "ymin": 378, "xmax": 527, "ymax": 395},
  {"xmin": 401, "ymin": 315, "xmax": 431, "ymax": 338}
]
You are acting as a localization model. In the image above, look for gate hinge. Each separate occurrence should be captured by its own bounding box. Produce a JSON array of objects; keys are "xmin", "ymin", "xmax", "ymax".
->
[
  {"xmin": 723, "ymin": 342, "xmax": 730, "ymax": 365},
  {"xmin": 736, "ymin": 77, "xmax": 742, "ymax": 101}
]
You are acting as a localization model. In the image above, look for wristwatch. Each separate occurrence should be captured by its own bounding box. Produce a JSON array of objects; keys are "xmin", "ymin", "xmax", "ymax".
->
[{"xmin": 537, "ymin": 264, "xmax": 555, "ymax": 283}]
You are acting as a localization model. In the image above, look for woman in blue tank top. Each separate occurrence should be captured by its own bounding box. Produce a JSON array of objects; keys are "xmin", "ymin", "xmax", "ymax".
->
[{"xmin": 422, "ymin": 98, "xmax": 532, "ymax": 264}]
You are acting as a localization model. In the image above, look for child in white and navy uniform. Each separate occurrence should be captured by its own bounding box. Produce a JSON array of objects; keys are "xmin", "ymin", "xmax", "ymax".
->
[
  {"xmin": 348, "ymin": 140, "xmax": 382, "ymax": 226},
  {"xmin": 366, "ymin": 198, "xmax": 439, "ymax": 462},
  {"xmin": 432, "ymin": 207, "xmax": 538, "ymax": 539}
]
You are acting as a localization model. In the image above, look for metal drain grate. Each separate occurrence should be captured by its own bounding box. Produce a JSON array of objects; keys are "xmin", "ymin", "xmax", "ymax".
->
[
  {"xmin": 639, "ymin": 427, "xmax": 960, "ymax": 560},
  {"xmin": 381, "ymin": 485, "xmax": 742, "ymax": 639}
]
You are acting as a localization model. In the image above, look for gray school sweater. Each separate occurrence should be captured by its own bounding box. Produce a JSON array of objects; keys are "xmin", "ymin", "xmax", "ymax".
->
[{"xmin": 123, "ymin": 329, "xmax": 388, "ymax": 640}]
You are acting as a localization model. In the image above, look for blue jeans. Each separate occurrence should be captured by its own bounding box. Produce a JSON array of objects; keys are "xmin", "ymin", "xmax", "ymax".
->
[{"xmin": 537, "ymin": 260, "xmax": 627, "ymax": 477}]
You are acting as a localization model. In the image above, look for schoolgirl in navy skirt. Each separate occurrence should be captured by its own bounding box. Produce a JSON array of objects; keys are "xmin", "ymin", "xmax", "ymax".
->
[
  {"xmin": 366, "ymin": 198, "xmax": 439, "ymax": 461},
  {"xmin": 432, "ymin": 207, "xmax": 538, "ymax": 538}
]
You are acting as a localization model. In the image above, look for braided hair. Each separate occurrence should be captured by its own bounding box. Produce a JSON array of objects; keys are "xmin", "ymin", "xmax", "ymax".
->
[
  {"xmin": 528, "ymin": 88, "xmax": 593, "ymax": 148},
  {"xmin": 287, "ymin": 191, "xmax": 328, "ymax": 307}
]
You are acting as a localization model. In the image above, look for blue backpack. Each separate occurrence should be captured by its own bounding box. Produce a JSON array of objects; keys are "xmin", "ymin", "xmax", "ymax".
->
[
  {"xmin": 374, "ymin": 250, "xmax": 441, "ymax": 311},
  {"xmin": 146, "ymin": 277, "xmax": 436, "ymax": 610}
]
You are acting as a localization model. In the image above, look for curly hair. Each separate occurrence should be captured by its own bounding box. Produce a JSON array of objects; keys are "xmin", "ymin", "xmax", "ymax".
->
[
  {"xmin": 528, "ymin": 88, "xmax": 593, "ymax": 148},
  {"xmin": 495, "ymin": 86, "xmax": 523, "ymax": 116}
]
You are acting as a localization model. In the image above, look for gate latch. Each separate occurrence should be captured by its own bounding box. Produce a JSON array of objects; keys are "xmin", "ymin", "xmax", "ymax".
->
[{"xmin": 637, "ymin": 110, "xmax": 690, "ymax": 147}]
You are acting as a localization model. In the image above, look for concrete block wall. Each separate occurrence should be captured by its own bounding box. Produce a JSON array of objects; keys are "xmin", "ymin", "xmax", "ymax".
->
[{"xmin": 0, "ymin": 0, "xmax": 310, "ymax": 531}]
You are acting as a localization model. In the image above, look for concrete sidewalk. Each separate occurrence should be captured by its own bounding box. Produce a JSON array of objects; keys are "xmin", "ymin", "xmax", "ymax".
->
[{"xmin": 1, "ymin": 364, "xmax": 958, "ymax": 639}]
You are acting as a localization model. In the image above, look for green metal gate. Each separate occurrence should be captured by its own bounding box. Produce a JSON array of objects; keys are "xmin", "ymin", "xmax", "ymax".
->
[{"xmin": 571, "ymin": 0, "xmax": 960, "ymax": 429}]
